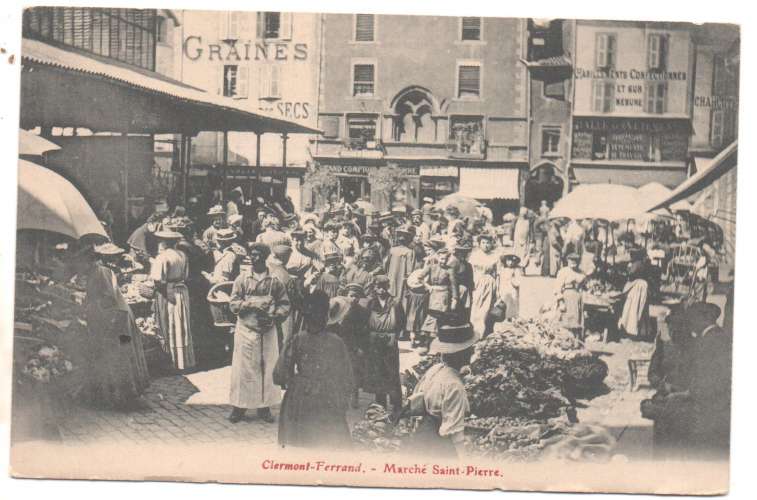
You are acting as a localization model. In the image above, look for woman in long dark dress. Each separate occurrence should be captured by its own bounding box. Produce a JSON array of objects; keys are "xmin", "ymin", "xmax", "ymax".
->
[{"xmin": 276, "ymin": 290, "xmax": 354, "ymax": 449}]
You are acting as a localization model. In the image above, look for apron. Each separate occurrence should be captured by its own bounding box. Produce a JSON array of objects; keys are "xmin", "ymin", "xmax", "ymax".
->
[
  {"xmin": 229, "ymin": 279, "xmax": 282, "ymax": 409},
  {"xmin": 408, "ymin": 369, "xmax": 458, "ymax": 458}
]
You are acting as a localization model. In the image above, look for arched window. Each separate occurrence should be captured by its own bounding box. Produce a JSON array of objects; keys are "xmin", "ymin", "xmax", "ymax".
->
[{"xmin": 391, "ymin": 87, "xmax": 437, "ymax": 143}]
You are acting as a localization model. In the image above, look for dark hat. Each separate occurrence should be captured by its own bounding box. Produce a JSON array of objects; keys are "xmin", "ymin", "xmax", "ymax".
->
[
  {"xmin": 361, "ymin": 232, "xmax": 378, "ymax": 242},
  {"xmin": 445, "ymin": 205, "xmax": 461, "ymax": 216},
  {"xmin": 291, "ymin": 229, "xmax": 306, "ymax": 240},
  {"xmin": 395, "ymin": 225, "xmax": 415, "ymax": 237},
  {"xmin": 303, "ymin": 290, "xmax": 330, "ymax": 319},
  {"xmin": 215, "ymin": 227, "xmax": 237, "ymax": 243},
  {"xmin": 324, "ymin": 222, "xmax": 340, "ymax": 232},
  {"xmin": 430, "ymin": 323, "xmax": 477, "ymax": 354},
  {"xmin": 248, "ymin": 242, "xmax": 271, "ymax": 259},
  {"xmin": 373, "ymin": 274, "xmax": 391, "ymax": 290},
  {"xmin": 411, "ymin": 209, "xmax": 423, "ymax": 217},
  {"xmin": 454, "ymin": 239, "xmax": 473, "ymax": 252},
  {"xmin": 687, "ymin": 302, "xmax": 722, "ymax": 329},
  {"xmin": 282, "ymin": 213, "xmax": 298, "ymax": 224},
  {"xmin": 323, "ymin": 252, "xmax": 342, "ymax": 264},
  {"xmin": 500, "ymin": 253, "xmax": 521, "ymax": 267},
  {"xmin": 343, "ymin": 282, "xmax": 365, "ymax": 297},
  {"xmin": 477, "ymin": 232, "xmax": 495, "ymax": 242}
]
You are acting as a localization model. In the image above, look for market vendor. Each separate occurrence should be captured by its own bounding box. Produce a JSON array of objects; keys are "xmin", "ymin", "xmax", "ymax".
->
[
  {"xmin": 406, "ymin": 322, "xmax": 475, "ymax": 459},
  {"xmin": 203, "ymin": 228, "xmax": 241, "ymax": 285},
  {"xmin": 617, "ymin": 248, "xmax": 652, "ymax": 338},
  {"xmin": 82, "ymin": 242, "xmax": 150, "ymax": 409},
  {"xmin": 228, "ymin": 242, "xmax": 290, "ymax": 424},
  {"xmin": 418, "ymin": 247, "xmax": 459, "ymax": 355},
  {"xmin": 553, "ymin": 253, "xmax": 586, "ymax": 338}
]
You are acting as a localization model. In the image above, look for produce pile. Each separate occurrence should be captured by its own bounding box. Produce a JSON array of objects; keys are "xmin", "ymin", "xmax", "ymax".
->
[
  {"xmin": 135, "ymin": 316, "xmax": 159, "ymax": 337},
  {"xmin": 584, "ymin": 278, "xmax": 615, "ymax": 297},
  {"xmin": 21, "ymin": 344, "xmax": 75, "ymax": 383},
  {"xmin": 351, "ymin": 403, "xmax": 417, "ymax": 452}
]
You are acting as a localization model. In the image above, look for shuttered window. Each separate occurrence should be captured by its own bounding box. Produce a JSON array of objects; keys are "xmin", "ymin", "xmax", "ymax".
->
[
  {"xmin": 457, "ymin": 65, "xmax": 481, "ymax": 98},
  {"xmin": 355, "ymin": 14, "xmax": 375, "ymax": 42},
  {"xmin": 461, "ymin": 17, "xmax": 481, "ymax": 41},
  {"xmin": 353, "ymin": 64, "xmax": 375, "ymax": 96},
  {"xmin": 259, "ymin": 65, "xmax": 281, "ymax": 99},
  {"xmin": 711, "ymin": 109, "xmax": 724, "ymax": 147},
  {"xmin": 592, "ymin": 80, "xmax": 615, "ymax": 112},
  {"xmin": 223, "ymin": 65, "xmax": 238, "ymax": 97},
  {"xmin": 595, "ymin": 33, "xmax": 616, "ymax": 69},
  {"xmin": 647, "ymin": 34, "xmax": 667, "ymax": 71},
  {"xmin": 644, "ymin": 82, "xmax": 667, "ymax": 114}
]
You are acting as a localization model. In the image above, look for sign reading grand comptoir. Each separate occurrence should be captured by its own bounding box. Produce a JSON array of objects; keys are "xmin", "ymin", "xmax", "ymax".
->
[{"xmin": 183, "ymin": 36, "xmax": 309, "ymax": 62}]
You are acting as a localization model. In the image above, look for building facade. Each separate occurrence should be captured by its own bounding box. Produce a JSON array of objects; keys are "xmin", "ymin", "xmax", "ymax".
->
[
  {"xmin": 177, "ymin": 11, "xmax": 321, "ymax": 210},
  {"xmin": 310, "ymin": 13, "xmax": 529, "ymax": 216}
]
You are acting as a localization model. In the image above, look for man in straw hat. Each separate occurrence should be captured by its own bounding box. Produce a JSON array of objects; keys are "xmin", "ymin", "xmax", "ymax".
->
[
  {"xmin": 203, "ymin": 204, "xmax": 227, "ymax": 250},
  {"xmin": 404, "ymin": 321, "xmax": 474, "ymax": 458},
  {"xmin": 228, "ymin": 242, "xmax": 291, "ymax": 423},
  {"xmin": 151, "ymin": 227, "xmax": 195, "ymax": 371}
]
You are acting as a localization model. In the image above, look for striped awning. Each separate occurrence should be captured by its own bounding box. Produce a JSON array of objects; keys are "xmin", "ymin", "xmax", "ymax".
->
[{"xmin": 458, "ymin": 167, "xmax": 520, "ymax": 200}]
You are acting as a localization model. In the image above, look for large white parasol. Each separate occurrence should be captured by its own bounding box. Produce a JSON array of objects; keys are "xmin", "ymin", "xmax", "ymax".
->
[
  {"xmin": 434, "ymin": 193, "xmax": 481, "ymax": 219},
  {"xmin": 550, "ymin": 184, "xmax": 647, "ymax": 221},
  {"xmin": 17, "ymin": 159, "xmax": 107, "ymax": 239}
]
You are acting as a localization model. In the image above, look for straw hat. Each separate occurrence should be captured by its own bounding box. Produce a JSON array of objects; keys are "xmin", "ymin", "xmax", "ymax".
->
[
  {"xmin": 207, "ymin": 205, "xmax": 226, "ymax": 216},
  {"xmin": 343, "ymin": 282, "xmax": 365, "ymax": 298},
  {"xmin": 430, "ymin": 323, "xmax": 477, "ymax": 354},
  {"xmin": 93, "ymin": 242, "xmax": 125, "ymax": 255},
  {"xmin": 227, "ymin": 214, "xmax": 243, "ymax": 226},
  {"xmin": 215, "ymin": 228, "xmax": 237, "ymax": 243},
  {"xmin": 154, "ymin": 229, "xmax": 183, "ymax": 240}
]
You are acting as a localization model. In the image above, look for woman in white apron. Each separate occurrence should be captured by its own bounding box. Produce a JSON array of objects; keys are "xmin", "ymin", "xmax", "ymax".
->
[{"xmin": 228, "ymin": 242, "xmax": 291, "ymax": 423}]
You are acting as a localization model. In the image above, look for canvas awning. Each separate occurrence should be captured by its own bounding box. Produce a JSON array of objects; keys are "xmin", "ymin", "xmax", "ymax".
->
[
  {"xmin": 420, "ymin": 166, "xmax": 458, "ymax": 177},
  {"xmin": 649, "ymin": 141, "xmax": 737, "ymax": 211},
  {"xmin": 457, "ymin": 167, "xmax": 520, "ymax": 200},
  {"xmin": 20, "ymin": 38, "xmax": 321, "ymax": 136}
]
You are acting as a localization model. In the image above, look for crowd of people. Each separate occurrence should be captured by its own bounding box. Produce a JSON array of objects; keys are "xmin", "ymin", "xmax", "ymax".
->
[{"xmin": 54, "ymin": 184, "xmax": 728, "ymax": 456}]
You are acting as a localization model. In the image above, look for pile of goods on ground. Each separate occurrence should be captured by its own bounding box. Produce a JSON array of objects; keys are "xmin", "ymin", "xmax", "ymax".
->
[
  {"xmin": 351, "ymin": 403, "xmax": 417, "ymax": 452},
  {"xmin": 357, "ymin": 317, "xmax": 612, "ymax": 462},
  {"xmin": 584, "ymin": 278, "xmax": 616, "ymax": 297},
  {"xmin": 21, "ymin": 344, "xmax": 75, "ymax": 383}
]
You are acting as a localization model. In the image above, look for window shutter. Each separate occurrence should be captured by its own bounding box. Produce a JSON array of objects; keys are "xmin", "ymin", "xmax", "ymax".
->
[
  {"xmin": 604, "ymin": 82, "xmax": 614, "ymax": 112},
  {"xmin": 711, "ymin": 109, "xmax": 724, "ymax": 147},
  {"xmin": 255, "ymin": 12, "xmax": 264, "ymax": 39},
  {"xmin": 461, "ymin": 17, "xmax": 481, "ymax": 41},
  {"xmin": 354, "ymin": 64, "xmax": 374, "ymax": 83},
  {"xmin": 259, "ymin": 66, "xmax": 270, "ymax": 98},
  {"xmin": 593, "ymin": 80, "xmax": 604, "ymax": 111},
  {"xmin": 648, "ymin": 34, "xmax": 660, "ymax": 69},
  {"xmin": 355, "ymin": 14, "xmax": 375, "ymax": 42},
  {"xmin": 228, "ymin": 12, "xmax": 239, "ymax": 39},
  {"xmin": 280, "ymin": 12, "xmax": 292, "ymax": 40},
  {"xmin": 215, "ymin": 65, "xmax": 223, "ymax": 95},
  {"xmin": 458, "ymin": 65, "xmax": 481, "ymax": 97},
  {"xmin": 219, "ymin": 12, "xmax": 229, "ymax": 40},
  {"xmin": 270, "ymin": 65, "xmax": 281, "ymax": 98},
  {"xmin": 236, "ymin": 65, "xmax": 249, "ymax": 98},
  {"xmin": 659, "ymin": 35, "xmax": 668, "ymax": 70},
  {"xmin": 238, "ymin": 12, "xmax": 252, "ymax": 37},
  {"xmin": 606, "ymin": 35, "xmax": 615, "ymax": 68},
  {"xmin": 596, "ymin": 34, "xmax": 607, "ymax": 68}
]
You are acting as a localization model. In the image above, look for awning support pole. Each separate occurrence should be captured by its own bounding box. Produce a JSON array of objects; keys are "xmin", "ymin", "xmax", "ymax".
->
[
  {"xmin": 222, "ymin": 130, "xmax": 229, "ymax": 200},
  {"xmin": 178, "ymin": 134, "xmax": 185, "ymax": 207},
  {"xmin": 123, "ymin": 129, "xmax": 129, "ymax": 233},
  {"xmin": 282, "ymin": 132, "xmax": 288, "ymax": 168},
  {"xmin": 256, "ymin": 132, "xmax": 262, "ymax": 186}
]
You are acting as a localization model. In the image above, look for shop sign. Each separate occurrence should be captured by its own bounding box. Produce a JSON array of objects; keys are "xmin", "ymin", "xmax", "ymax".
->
[
  {"xmin": 572, "ymin": 118, "xmax": 688, "ymax": 162},
  {"xmin": 574, "ymin": 68, "xmax": 687, "ymax": 81},
  {"xmin": 321, "ymin": 165, "xmax": 420, "ymax": 176},
  {"xmin": 694, "ymin": 95, "xmax": 738, "ymax": 110},
  {"xmin": 183, "ymin": 36, "xmax": 308, "ymax": 62}
]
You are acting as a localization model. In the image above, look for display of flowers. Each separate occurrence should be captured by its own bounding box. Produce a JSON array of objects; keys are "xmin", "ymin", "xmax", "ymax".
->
[{"xmin": 21, "ymin": 344, "xmax": 74, "ymax": 383}]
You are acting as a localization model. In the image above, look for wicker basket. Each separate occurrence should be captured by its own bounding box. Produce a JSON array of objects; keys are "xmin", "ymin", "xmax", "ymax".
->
[{"xmin": 207, "ymin": 281, "xmax": 236, "ymax": 329}]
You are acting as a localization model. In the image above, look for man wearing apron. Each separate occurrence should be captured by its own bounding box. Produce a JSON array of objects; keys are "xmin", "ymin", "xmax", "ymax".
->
[
  {"xmin": 405, "ymin": 323, "xmax": 475, "ymax": 459},
  {"xmin": 228, "ymin": 242, "xmax": 291, "ymax": 423}
]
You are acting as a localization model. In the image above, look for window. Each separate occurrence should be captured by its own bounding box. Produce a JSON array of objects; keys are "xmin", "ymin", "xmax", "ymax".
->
[
  {"xmin": 644, "ymin": 82, "xmax": 667, "ymax": 114},
  {"xmin": 223, "ymin": 65, "xmax": 248, "ymax": 98},
  {"xmin": 595, "ymin": 33, "xmax": 616, "ymax": 70},
  {"xmin": 543, "ymin": 79, "xmax": 566, "ymax": 100},
  {"xmin": 449, "ymin": 116, "xmax": 484, "ymax": 154},
  {"xmin": 352, "ymin": 63, "xmax": 375, "ymax": 97},
  {"xmin": 354, "ymin": 14, "xmax": 375, "ymax": 42},
  {"xmin": 461, "ymin": 17, "xmax": 481, "ymax": 41},
  {"xmin": 23, "ymin": 7, "xmax": 157, "ymax": 70},
  {"xmin": 457, "ymin": 64, "xmax": 481, "ymax": 98},
  {"xmin": 541, "ymin": 126, "xmax": 561, "ymax": 156},
  {"xmin": 647, "ymin": 34, "xmax": 668, "ymax": 71},
  {"xmin": 591, "ymin": 131, "xmax": 609, "ymax": 160},
  {"xmin": 346, "ymin": 116, "xmax": 378, "ymax": 148},
  {"xmin": 258, "ymin": 65, "xmax": 280, "ymax": 100},
  {"xmin": 711, "ymin": 109, "xmax": 724, "ymax": 147},
  {"xmin": 592, "ymin": 80, "xmax": 615, "ymax": 112},
  {"xmin": 257, "ymin": 12, "xmax": 291, "ymax": 40}
]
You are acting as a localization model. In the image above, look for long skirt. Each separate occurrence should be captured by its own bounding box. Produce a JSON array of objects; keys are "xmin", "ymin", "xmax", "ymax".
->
[
  {"xmin": 558, "ymin": 288, "xmax": 583, "ymax": 331},
  {"xmin": 278, "ymin": 374, "xmax": 352, "ymax": 450},
  {"xmin": 83, "ymin": 309, "xmax": 150, "ymax": 408},
  {"xmin": 618, "ymin": 279, "xmax": 649, "ymax": 337},
  {"xmin": 229, "ymin": 323, "xmax": 282, "ymax": 409},
  {"xmin": 470, "ymin": 275, "xmax": 496, "ymax": 339},
  {"xmin": 361, "ymin": 331, "xmax": 401, "ymax": 398},
  {"xmin": 154, "ymin": 283, "xmax": 195, "ymax": 371},
  {"xmin": 405, "ymin": 289, "xmax": 428, "ymax": 335}
]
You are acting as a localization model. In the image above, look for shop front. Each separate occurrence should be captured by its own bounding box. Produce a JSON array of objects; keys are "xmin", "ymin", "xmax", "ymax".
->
[
  {"xmin": 570, "ymin": 117, "xmax": 689, "ymax": 188},
  {"xmin": 457, "ymin": 165, "xmax": 524, "ymax": 222},
  {"xmin": 189, "ymin": 165, "xmax": 305, "ymax": 210}
]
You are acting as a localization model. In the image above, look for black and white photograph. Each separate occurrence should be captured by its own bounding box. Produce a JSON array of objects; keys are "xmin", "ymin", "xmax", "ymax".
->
[{"xmin": 5, "ymin": 3, "xmax": 741, "ymax": 496}]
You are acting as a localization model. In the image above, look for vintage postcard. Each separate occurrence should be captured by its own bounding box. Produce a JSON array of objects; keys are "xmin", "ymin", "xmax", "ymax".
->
[{"xmin": 9, "ymin": 6, "xmax": 737, "ymax": 495}]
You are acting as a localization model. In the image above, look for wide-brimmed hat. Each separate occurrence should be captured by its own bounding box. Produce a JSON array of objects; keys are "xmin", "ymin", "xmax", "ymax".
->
[
  {"xmin": 395, "ymin": 225, "xmax": 415, "ymax": 237},
  {"xmin": 227, "ymin": 214, "xmax": 243, "ymax": 226},
  {"xmin": 454, "ymin": 240, "xmax": 473, "ymax": 252},
  {"xmin": 430, "ymin": 323, "xmax": 477, "ymax": 355},
  {"xmin": 477, "ymin": 232, "xmax": 495, "ymax": 242},
  {"xmin": 411, "ymin": 209, "xmax": 422, "ymax": 217},
  {"xmin": 248, "ymin": 242, "xmax": 271, "ymax": 259},
  {"xmin": 373, "ymin": 274, "xmax": 391, "ymax": 290},
  {"xmin": 406, "ymin": 270, "xmax": 426, "ymax": 293},
  {"xmin": 391, "ymin": 205, "xmax": 407, "ymax": 215},
  {"xmin": 687, "ymin": 302, "xmax": 722, "ymax": 329},
  {"xmin": 327, "ymin": 296, "xmax": 352, "ymax": 326},
  {"xmin": 154, "ymin": 229, "xmax": 183, "ymax": 240},
  {"xmin": 500, "ymin": 253, "xmax": 521, "ymax": 267},
  {"xmin": 93, "ymin": 242, "xmax": 125, "ymax": 256},
  {"xmin": 216, "ymin": 228, "xmax": 237, "ymax": 243},
  {"xmin": 323, "ymin": 251, "xmax": 342, "ymax": 264},
  {"xmin": 207, "ymin": 205, "xmax": 226, "ymax": 216}
]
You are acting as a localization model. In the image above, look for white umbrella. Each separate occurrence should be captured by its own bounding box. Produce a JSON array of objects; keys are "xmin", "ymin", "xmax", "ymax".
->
[
  {"xmin": 637, "ymin": 182, "xmax": 689, "ymax": 213},
  {"xmin": 550, "ymin": 184, "xmax": 646, "ymax": 221},
  {"xmin": 18, "ymin": 129, "xmax": 60, "ymax": 156},
  {"xmin": 17, "ymin": 159, "xmax": 107, "ymax": 239},
  {"xmin": 434, "ymin": 193, "xmax": 480, "ymax": 219}
]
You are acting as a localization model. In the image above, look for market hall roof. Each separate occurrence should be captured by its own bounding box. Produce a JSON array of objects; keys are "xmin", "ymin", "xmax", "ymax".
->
[{"xmin": 20, "ymin": 38, "xmax": 322, "ymax": 136}]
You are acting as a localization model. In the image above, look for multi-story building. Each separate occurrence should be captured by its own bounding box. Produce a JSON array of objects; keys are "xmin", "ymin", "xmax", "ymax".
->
[
  {"xmin": 177, "ymin": 10, "xmax": 320, "ymax": 209},
  {"xmin": 310, "ymin": 13, "xmax": 529, "ymax": 217}
]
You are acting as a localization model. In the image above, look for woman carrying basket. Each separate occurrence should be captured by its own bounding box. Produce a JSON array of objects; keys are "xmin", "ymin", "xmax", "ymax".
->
[{"xmin": 227, "ymin": 242, "xmax": 291, "ymax": 424}]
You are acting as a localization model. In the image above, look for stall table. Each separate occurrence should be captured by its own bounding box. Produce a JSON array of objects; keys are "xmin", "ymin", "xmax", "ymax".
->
[{"xmin": 582, "ymin": 293, "xmax": 619, "ymax": 342}]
